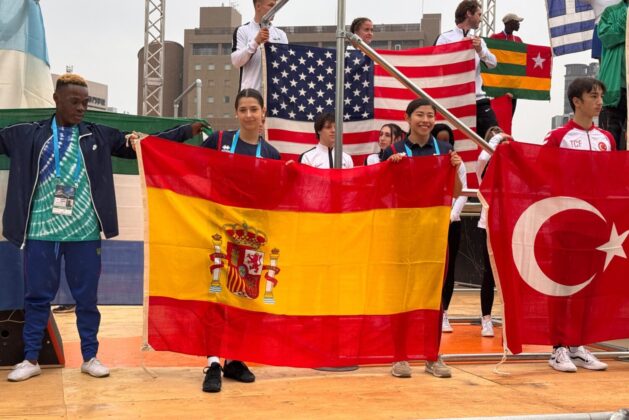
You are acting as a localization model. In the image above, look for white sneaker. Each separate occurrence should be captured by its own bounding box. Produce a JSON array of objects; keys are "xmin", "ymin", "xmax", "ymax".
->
[
  {"xmin": 8, "ymin": 360, "xmax": 41, "ymax": 382},
  {"xmin": 569, "ymin": 346, "xmax": 608, "ymax": 371},
  {"xmin": 442, "ymin": 312, "xmax": 453, "ymax": 333},
  {"xmin": 549, "ymin": 347, "xmax": 577, "ymax": 372},
  {"xmin": 481, "ymin": 315, "xmax": 494, "ymax": 337},
  {"xmin": 81, "ymin": 358, "xmax": 110, "ymax": 378}
]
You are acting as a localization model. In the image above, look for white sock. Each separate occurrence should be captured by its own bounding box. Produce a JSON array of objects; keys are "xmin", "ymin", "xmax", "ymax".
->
[
  {"xmin": 207, "ymin": 356, "xmax": 220, "ymax": 366},
  {"xmin": 569, "ymin": 346, "xmax": 579, "ymax": 353},
  {"xmin": 224, "ymin": 359, "xmax": 233, "ymax": 365}
]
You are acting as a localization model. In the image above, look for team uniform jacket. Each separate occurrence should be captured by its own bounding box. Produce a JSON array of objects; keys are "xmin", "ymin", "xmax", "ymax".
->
[
  {"xmin": 543, "ymin": 120, "xmax": 616, "ymax": 151},
  {"xmin": 0, "ymin": 116, "xmax": 194, "ymax": 247},
  {"xmin": 298, "ymin": 143, "xmax": 354, "ymax": 169},
  {"xmin": 231, "ymin": 20, "xmax": 288, "ymax": 92}
]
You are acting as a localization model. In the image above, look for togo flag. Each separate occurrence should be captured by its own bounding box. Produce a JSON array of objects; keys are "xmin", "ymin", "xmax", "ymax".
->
[
  {"xmin": 0, "ymin": 0, "xmax": 54, "ymax": 108},
  {"xmin": 481, "ymin": 38, "xmax": 552, "ymax": 101}
]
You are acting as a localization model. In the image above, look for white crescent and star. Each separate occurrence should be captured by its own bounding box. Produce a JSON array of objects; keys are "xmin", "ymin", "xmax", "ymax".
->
[{"xmin": 511, "ymin": 196, "xmax": 628, "ymax": 297}]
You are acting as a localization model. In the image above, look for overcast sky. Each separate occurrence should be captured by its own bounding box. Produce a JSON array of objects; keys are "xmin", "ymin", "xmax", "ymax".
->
[{"xmin": 39, "ymin": 0, "xmax": 594, "ymax": 143}]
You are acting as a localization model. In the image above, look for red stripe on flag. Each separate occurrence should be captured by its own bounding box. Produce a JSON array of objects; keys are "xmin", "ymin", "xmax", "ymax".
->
[
  {"xmin": 269, "ymin": 129, "xmax": 379, "ymax": 145},
  {"xmin": 375, "ymin": 105, "xmax": 477, "ymax": 122},
  {"xmin": 375, "ymin": 82, "xmax": 477, "ymax": 100},
  {"xmin": 148, "ymin": 296, "xmax": 441, "ymax": 367},
  {"xmin": 374, "ymin": 61, "xmax": 476, "ymax": 78},
  {"xmin": 376, "ymin": 39, "xmax": 473, "ymax": 56},
  {"xmin": 142, "ymin": 137, "xmax": 455, "ymax": 211}
]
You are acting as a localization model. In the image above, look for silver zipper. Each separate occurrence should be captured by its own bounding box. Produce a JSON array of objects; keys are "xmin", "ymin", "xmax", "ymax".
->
[
  {"xmin": 20, "ymin": 135, "xmax": 52, "ymax": 249},
  {"xmin": 78, "ymin": 133, "xmax": 104, "ymax": 236}
]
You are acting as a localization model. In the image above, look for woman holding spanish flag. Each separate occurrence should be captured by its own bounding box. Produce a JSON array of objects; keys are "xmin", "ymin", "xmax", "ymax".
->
[{"xmin": 199, "ymin": 88, "xmax": 281, "ymax": 393}]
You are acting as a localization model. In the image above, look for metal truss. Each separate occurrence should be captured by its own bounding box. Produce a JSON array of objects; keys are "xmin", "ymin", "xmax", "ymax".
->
[{"xmin": 142, "ymin": 0, "xmax": 165, "ymax": 116}]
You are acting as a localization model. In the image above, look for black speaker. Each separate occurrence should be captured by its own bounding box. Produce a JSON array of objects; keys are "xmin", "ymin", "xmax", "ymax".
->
[{"xmin": 0, "ymin": 310, "xmax": 65, "ymax": 367}]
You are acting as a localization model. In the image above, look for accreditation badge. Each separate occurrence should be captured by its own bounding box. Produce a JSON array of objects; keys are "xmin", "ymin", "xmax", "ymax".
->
[{"xmin": 52, "ymin": 184, "xmax": 76, "ymax": 216}]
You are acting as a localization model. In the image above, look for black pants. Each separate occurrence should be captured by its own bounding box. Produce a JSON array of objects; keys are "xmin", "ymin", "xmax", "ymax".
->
[
  {"xmin": 600, "ymin": 88, "xmax": 627, "ymax": 151},
  {"xmin": 442, "ymin": 221, "xmax": 462, "ymax": 311},
  {"xmin": 479, "ymin": 229, "xmax": 495, "ymax": 316},
  {"xmin": 476, "ymin": 98, "xmax": 498, "ymax": 140}
]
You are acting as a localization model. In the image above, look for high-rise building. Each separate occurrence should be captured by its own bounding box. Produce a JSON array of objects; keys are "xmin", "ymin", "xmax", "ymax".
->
[{"xmin": 138, "ymin": 6, "xmax": 441, "ymax": 131}]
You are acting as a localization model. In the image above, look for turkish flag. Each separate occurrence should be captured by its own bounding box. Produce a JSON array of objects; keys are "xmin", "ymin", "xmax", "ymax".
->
[{"xmin": 479, "ymin": 142, "xmax": 629, "ymax": 354}]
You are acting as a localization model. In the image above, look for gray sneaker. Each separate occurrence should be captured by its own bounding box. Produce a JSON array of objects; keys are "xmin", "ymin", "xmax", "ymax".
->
[
  {"xmin": 8, "ymin": 360, "xmax": 41, "ymax": 382},
  {"xmin": 391, "ymin": 361, "xmax": 412, "ymax": 378},
  {"xmin": 425, "ymin": 356, "xmax": 452, "ymax": 378}
]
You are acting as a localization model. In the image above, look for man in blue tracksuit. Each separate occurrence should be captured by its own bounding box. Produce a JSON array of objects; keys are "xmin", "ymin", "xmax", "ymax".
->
[{"xmin": 0, "ymin": 73, "xmax": 203, "ymax": 382}]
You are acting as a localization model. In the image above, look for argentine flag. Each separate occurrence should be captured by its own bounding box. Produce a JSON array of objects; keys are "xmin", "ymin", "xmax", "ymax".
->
[{"xmin": 0, "ymin": 0, "xmax": 54, "ymax": 108}]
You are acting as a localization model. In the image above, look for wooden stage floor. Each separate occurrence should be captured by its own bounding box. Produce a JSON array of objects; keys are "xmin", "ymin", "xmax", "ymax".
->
[{"xmin": 2, "ymin": 293, "xmax": 628, "ymax": 419}]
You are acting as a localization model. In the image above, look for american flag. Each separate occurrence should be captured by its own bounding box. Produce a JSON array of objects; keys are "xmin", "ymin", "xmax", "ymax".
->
[
  {"xmin": 546, "ymin": 0, "xmax": 595, "ymax": 56},
  {"xmin": 263, "ymin": 40, "xmax": 478, "ymax": 183}
]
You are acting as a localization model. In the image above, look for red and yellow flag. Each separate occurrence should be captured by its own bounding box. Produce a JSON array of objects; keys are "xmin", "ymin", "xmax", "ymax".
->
[{"xmin": 140, "ymin": 137, "xmax": 454, "ymax": 367}]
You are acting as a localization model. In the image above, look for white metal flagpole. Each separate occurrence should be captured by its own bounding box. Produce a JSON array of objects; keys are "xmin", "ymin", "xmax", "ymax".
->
[{"xmin": 334, "ymin": 0, "xmax": 346, "ymax": 168}]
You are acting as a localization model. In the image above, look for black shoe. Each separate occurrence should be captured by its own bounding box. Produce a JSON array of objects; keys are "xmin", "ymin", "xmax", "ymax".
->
[
  {"xmin": 52, "ymin": 304, "xmax": 76, "ymax": 313},
  {"xmin": 202, "ymin": 362, "xmax": 222, "ymax": 393},
  {"xmin": 223, "ymin": 360, "xmax": 255, "ymax": 383}
]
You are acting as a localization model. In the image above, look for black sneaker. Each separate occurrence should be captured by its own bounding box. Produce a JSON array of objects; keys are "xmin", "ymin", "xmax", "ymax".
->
[
  {"xmin": 202, "ymin": 362, "xmax": 222, "ymax": 392},
  {"xmin": 223, "ymin": 360, "xmax": 255, "ymax": 383},
  {"xmin": 52, "ymin": 304, "xmax": 76, "ymax": 313}
]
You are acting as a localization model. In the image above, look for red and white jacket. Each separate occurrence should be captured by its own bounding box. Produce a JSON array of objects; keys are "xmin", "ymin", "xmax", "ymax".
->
[{"xmin": 543, "ymin": 120, "xmax": 616, "ymax": 151}]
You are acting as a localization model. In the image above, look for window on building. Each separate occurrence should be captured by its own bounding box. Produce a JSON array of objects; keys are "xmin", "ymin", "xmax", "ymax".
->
[
  {"xmin": 224, "ymin": 64, "xmax": 232, "ymax": 70},
  {"xmin": 194, "ymin": 64, "xmax": 202, "ymax": 71},
  {"xmin": 207, "ymin": 96, "xmax": 214, "ymax": 104},
  {"xmin": 224, "ymin": 96, "xmax": 230, "ymax": 104},
  {"xmin": 192, "ymin": 43, "xmax": 220, "ymax": 55},
  {"xmin": 208, "ymin": 64, "xmax": 215, "ymax": 71},
  {"xmin": 223, "ymin": 113, "xmax": 231, "ymax": 118},
  {"xmin": 224, "ymin": 79, "xmax": 231, "ymax": 88},
  {"xmin": 208, "ymin": 80, "xmax": 215, "ymax": 87},
  {"xmin": 207, "ymin": 114, "xmax": 214, "ymax": 119}
]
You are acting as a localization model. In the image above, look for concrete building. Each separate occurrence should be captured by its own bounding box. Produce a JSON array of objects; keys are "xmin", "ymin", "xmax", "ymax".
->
[
  {"xmin": 138, "ymin": 6, "xmax": 441, "ymax": 131},
  {"xmin": 52, "ymin": 73, "xmax": 108, "ymax": 112},
  {"xmin": 137, "ymin": 41, "xmax": 184, "ymax": 117}
]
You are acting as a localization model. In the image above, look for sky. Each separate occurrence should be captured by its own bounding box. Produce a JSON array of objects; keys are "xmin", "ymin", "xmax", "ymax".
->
[{"xmin": 39, "ymin": 0, "xmax": 595, "ymax": 143}]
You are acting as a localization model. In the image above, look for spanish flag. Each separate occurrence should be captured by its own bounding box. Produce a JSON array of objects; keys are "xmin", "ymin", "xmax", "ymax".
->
[
  {"xmin": 140, "ymin": 137, "xmax": 454, "ymax": 367},
  {"xmin": 481, "ymin": 38, "xmax": 552, "ymax": 101}
]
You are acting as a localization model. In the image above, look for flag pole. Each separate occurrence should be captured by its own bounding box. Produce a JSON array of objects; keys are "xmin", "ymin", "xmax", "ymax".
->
[
  {"xmin": 260, "ymin": 0, "xmax": 291, "ymax": 28},
  {"xmin": 346, "ymin": 33, "xmax": 494, "ymax": 154},
  {"xmin": 333, "ymin": 0, "xmax": 346, "ymax": 168}
]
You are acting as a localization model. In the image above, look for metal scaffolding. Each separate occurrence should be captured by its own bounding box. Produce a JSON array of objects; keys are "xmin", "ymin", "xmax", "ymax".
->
[
  {"xmin": 479, "ymin": 0, "xmax": 497, "ymax": 37},
  {"xmin": 142, "ymin": 0, "xmax": 165, "ymax": 116}
]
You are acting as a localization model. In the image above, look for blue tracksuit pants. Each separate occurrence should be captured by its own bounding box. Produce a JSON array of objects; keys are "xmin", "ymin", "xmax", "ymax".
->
[{"xmin": 23, "ymin": 240, "xmax": 102, "ymax": 362}]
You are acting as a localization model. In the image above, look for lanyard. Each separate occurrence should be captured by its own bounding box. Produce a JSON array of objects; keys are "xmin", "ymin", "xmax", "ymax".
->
[
  {"xmin": 404, "ymin": 136, "xmax": 441, "ymax": 157},
  {"xmin": 230, "ymin": 130, "xmax": 262, "ymax": 158},
  {"xmin": 51, "ymin": 118, "xmax": 82, "ymax": 183}
]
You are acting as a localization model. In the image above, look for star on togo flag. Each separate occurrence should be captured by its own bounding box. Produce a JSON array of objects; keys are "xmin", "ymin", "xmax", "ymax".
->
[{"xmin": 526, "ymin": 44, "xmax": 552, "ymax": 78}]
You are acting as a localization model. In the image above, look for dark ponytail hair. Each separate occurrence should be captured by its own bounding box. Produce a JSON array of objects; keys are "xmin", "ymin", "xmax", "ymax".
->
[
  {"xmin": 350, "ymin": 17, "xmax": 372, "ymax": 34},
  {"xmin": 235, "ymin": 88, "xmax": 264, "ymax": 110}
]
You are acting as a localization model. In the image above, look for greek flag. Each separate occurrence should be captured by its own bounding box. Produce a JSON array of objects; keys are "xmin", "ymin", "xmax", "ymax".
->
[{"xmin": 546, "ymin": 0, "xmax": 595, "ymax": 56}]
